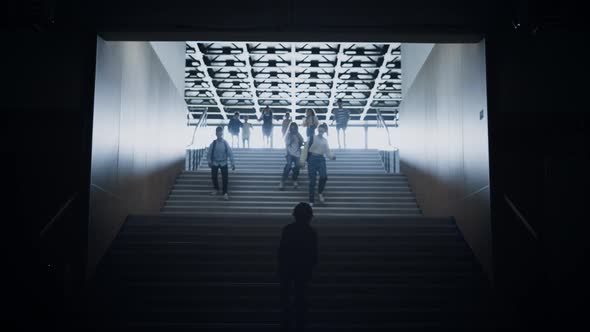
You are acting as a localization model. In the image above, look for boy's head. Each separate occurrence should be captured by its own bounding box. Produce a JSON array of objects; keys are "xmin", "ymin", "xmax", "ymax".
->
[
  {"xmin": 215, "ymin": 126, "xmax": 223, "ymax": 139},
  {"xmin": 234, "ymin": 112, "xmax": 240, "ymax": 118},
  {"xmin": 292, "ymin": 202, "xmax": 313, "ymax": 223},
  {"xmin": 337, "ymin": 98, "xmax": 343, "ymax": 107},
  {"xmin": 318, "ymin": 123, "xmax": 328, "ymax": 135}
]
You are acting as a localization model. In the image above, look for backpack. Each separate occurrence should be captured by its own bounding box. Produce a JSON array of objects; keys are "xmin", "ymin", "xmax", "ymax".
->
[{"xmin": 211, "ymin": 139, "xmax": 229, "ymax": 161}]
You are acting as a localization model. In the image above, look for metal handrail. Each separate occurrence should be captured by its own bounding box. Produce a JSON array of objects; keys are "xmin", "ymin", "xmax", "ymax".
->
[
  {"xmin": 187, "ymin": 108, "xmax": 208, "ymax": 147},
  {"xmin": 40, "ymin": 192, "xmax": 78, "ymax": 238},
  {"xmin": 375, "ymin": 109, "xmax": 393, "ymax": 147}
]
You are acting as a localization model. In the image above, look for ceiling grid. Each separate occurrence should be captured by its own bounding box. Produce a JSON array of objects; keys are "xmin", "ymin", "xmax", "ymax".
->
[{"xmin": 185, "ymin": 42, "xmax": 401, "ymax": 126}]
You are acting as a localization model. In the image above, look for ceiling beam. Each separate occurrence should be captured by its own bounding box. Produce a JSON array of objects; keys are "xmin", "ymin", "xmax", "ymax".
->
[
  {"xmin": 190, "ymin": 42, "xmax": 227, "ymax": 120},
  {"xmin": 240, "ymin": 43, "xmax": 261, "ymax": 119},
  {"xmin": 290, "ymin": 43, "xmax": 297, "ymax": 117},
  {"xmin": 359, "ymin": 45, "xmax": 397, "ymax": 121},
  {"xmin": 326, "ymin": 44, "xmax": 345, "ymax": 122}
]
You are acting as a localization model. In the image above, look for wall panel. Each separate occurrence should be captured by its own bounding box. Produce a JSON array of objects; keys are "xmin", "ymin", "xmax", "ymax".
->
[{"xmin": 399, "ymin": 41, "xmax": 491, "ymax": 277}]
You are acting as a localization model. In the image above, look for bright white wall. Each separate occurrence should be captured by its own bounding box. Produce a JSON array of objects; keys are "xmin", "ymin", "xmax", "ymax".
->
[
  {"xmin": 150, "ymin": 41, "xmax": 186, "ymax": 95},
  {"xmin": 89, "ymin": 38, "xmax": 191, "ymax": 276},
  {"xmin": 401, "ymin": 43, "xmax": 434, "ymax": 98},
  {"xmin": 398, "ymin": 41, "xmax": 492, "ymax": 278}
]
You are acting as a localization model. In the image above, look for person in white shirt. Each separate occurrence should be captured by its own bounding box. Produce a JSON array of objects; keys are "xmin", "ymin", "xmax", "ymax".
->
[
  {"xmin": 279, "ymin": 122, "xmax": 304, "ymax": 190},
  {"xmin": 302, "ymin": 123, "xmax": 336, "ymax": 206},
  {"xmin": 242, "ymin": 116, "xmax": 253, "ymax": 148},
  {"xmin": 302, "ymin": 108, "xmax": 319, "ymax": 139}
]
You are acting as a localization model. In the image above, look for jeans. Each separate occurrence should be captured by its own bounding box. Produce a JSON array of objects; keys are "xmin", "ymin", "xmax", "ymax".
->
[
  {"xmin": 282, "ymin": 154, "xmax": 300, "ymax": 182},
  {"xmin": 210, "ymin": 164, "xmax": 228, "ymax": 194},
  {"xmin": 307, "ymin": 155, "xmax": 327, "ymax": 203},
  {"xmin": 306, "ymin": 126, "xmax": 316, "ymax": 138},
  {"xmin": 280, "ymin": 277, "xmax": 308, "ymax": 332}
]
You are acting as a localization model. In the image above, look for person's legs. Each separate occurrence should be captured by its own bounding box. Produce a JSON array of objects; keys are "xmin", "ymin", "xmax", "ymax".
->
[
  {"xmin": 211, "ymin": 165, "xmax": 219, "ymax": 192},
  {"xmin": 221, "ymin": 165, "xmax": 229, "ymax": 195},
  {"xmin": 337, "ymin": 127, "xmax": 342, "ymax": 148},
  {"xmin": 294, "ymin": 279, "xmax": 308, "ymax": 332},
  {"xmin": 318, "ymin": 157, "xmax": 328, "ymax": 194},
  {"xmin": 342, "ymin": 127, "xmax": 347, "ymax": 148},
  {"xmin": 280, "ymin": 278, "xmax": 291, "ymax": 332},
  {"xmin": 265, "ymin": 130, "xmax": 270, "ymax": 148},
  {"xmin": 308, "ymin": 157, "xmax": 318, "ymax": 203},
  {"xmin": 291, "ymin": 155, "xmax": 300, "ymax": 181},
  {"xmin": 281, "ymin": 155, "xmax": 292, "ymax": 183},
  {"xmin": 270, "ymin": 127, "xmax": 274, "ymax": 148}
]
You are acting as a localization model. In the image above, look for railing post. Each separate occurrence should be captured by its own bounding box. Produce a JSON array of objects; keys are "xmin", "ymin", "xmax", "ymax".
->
[{"xmin": 364, "ymin": 123, "xmax": 368, "ymax": 150}]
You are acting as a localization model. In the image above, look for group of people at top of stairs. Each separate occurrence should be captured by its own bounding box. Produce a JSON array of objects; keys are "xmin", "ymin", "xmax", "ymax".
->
[
  {"xmin": 226, "ymin": 98, "xmax": 351, "ymax": 149},
  {"xmin": 208, "ymin": 100, "xmax": 349, "ymax": 206}
]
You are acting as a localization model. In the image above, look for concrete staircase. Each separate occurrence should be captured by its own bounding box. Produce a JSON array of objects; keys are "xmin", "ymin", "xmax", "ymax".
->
[
  {"xmin": 162, "ymin": 148, "xmax": 421, "ymax": 217},
  {"xmin": 88, "ymin": 148, "xmax": 493, "ymax": 331},
  {"xmin": 91, "ymin": 215, "xmax": 493, "ymax": 331}
]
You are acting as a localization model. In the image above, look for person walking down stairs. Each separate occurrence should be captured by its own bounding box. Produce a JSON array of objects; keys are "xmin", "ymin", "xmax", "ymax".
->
[
  {"xmin": 302, "ymin": 108, "xmax": 319, "ymax": 139},
  {"xmin": 330, "ymin": 98, "xmax": 350, "ymax": 149},
  {"xmin": 242, "ymin": 116, "xmax": 253, "ymax": 148},
  {"xmin": 281, "ymin": 111, "xmax": 293, "ymax": 137},
  {"xmin": 227, "ymin": 111, "xmax": 243, "ymax": 148},
  {"xmin": 301, "ymin": 123, "xmax": 335, "ymax": 206},
  {"xmin": 207, "ymin": 126, "xmax": 236, "ymax": 201},
  {"xmin": 278, "ymin": 202, "xmax": 318, "ymax": 332},
  {"xmin": 259, "ymin": 106, "xmax": 275, "ymax": 148},
  {"xmin": 279, "ymin": 122, "xmax": 304, "ymax": 191}
]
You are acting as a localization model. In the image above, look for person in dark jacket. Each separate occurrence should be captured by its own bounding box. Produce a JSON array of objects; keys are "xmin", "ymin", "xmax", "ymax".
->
[
  {"xmin": 278, "ymin": 202, "xmax": 318, "ymax": 332},
  {"xmin": 227, "ymin": 111, "xmax": 243, "ymax": 148}
]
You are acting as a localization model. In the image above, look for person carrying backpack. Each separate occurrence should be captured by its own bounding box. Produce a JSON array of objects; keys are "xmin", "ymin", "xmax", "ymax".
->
[
  {"xmin": 227, "ymin": 111, "xmax": 243, "ymax": 148},
  {"xmin": 207, "ymin": 126, "xmax": 236, "ymax": 201}
]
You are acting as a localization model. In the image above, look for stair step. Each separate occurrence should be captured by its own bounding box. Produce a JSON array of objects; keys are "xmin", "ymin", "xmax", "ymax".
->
[
  {"xmin": 166, "ymin": 195, "xmax": 416, "ymax": 203},
  {"xmin": 169, "ymin": 189, "xmax": 416, "ymax": 196},
  {"xmin": 181, "ymin": 172, "xmax": 406, "ymax": 178},
  {"xmin": 171, "ymin": 185, "xmax": 414, "ymax": 192},
  {"xmin": 125, "ymin": 215, "xmax": 450, "ymax": 224},
  {"xmin": 175, "ymin": 178, "xmax": 409, "ymax": 185}
]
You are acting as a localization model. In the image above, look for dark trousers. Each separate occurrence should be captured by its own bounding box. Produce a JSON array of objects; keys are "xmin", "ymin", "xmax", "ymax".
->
[
  {"xmin": 280, "ymin": 277, "xmax": 308, "ymax": 332},
  {"xmin": 306, "ymin": 126, "xmax": 316, "ymax": 138},
  {"xmin": 210, "ymin": 164, "xmax": 228, "ymax": 194},
  {"xmin": 282, "ymin": 154, "xmax": 300, "ymax": 182},
  {"xmin": 307, "ymin": 155, "xmax": 327, "ymax": 203}
]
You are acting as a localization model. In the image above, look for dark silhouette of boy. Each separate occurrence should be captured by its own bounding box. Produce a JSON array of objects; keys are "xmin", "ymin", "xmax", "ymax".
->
[{"xmin": 278, "ymin": 202, "xmax": 318, "ymax": 332}]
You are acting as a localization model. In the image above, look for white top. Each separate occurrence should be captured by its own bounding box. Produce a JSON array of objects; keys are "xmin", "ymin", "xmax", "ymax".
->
[
  {"xmin": 308, "ymin": 135, "xmax": 334, "ymax": 159},
  {"xmin": 303, "ymin": 115, "xmax": 319, "ymax": 128},
  {"xmin": 242, "ymin": 123, "xmax": 253, "ymax": 138},
  {"xmin": 285, "ymin": 132, "xmax": 304, "ymax": 157}
]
